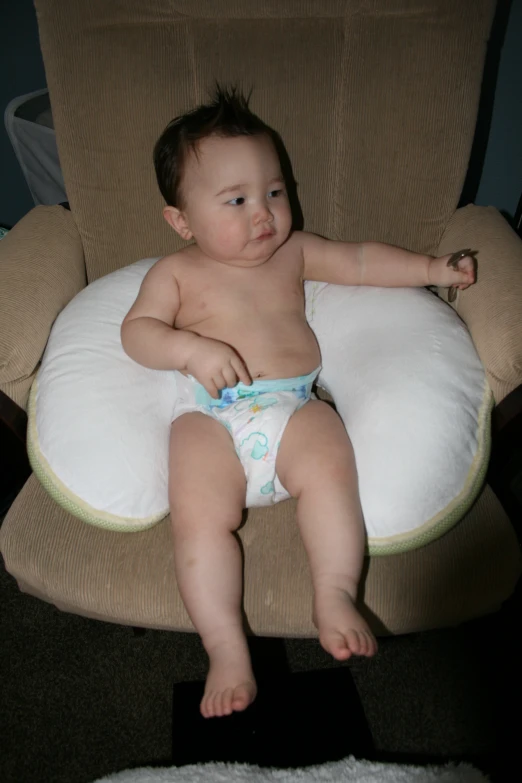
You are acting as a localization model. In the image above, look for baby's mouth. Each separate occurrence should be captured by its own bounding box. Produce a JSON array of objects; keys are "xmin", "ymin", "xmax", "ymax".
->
[{"xmin": 253, "ymin": 230, "xmax": 275, "ymax": 242}]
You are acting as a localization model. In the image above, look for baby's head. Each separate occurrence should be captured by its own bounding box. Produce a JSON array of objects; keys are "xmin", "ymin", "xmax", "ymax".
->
[{"xmin": 154, "ymin": 86, "xmax": 292, "ymax": 266}]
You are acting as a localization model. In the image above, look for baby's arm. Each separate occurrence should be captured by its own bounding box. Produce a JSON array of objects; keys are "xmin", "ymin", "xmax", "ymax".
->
[
  {"xmin": 300, "ymin": 233, "xmax": 475, "ymax": 290},
  {"xmin": 121, "ymin": 256, "xmax": 251, "ymax": 396},
  {"xmin": 121, "ymin": 256, "xmax": 197, "ymax": 371}
]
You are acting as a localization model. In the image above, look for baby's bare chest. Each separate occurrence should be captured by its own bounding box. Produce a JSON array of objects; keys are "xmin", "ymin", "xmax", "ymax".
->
[{"xmin": 175, "ymin": 256, "xmax": 304, "ymax": 329}]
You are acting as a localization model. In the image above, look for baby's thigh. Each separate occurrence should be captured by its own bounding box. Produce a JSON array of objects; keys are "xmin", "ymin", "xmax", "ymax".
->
[
  {"xmin": 276, "ymin": 400, "xmax": 356, "ymax": 494},
  {"xmin": 169, "ymin": 412, "xmax": 246, "ymax": 526}
]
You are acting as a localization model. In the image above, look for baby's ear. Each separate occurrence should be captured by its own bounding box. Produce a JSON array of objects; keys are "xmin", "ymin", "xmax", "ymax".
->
[{"xmin": 163, "ymin": 206, "xmax": 193, "ymax": 241}]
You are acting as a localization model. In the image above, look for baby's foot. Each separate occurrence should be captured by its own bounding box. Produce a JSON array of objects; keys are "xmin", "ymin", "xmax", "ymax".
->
[
  {"xmin": 201, "ymin": 634, "xmax": 257, "ymax": 718},
  {"xmin": 313, "ymin": 586, "xmax": 378, "ymax": 661}
]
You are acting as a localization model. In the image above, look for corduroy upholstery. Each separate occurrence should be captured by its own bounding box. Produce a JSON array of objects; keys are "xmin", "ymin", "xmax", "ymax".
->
[
  {"xmin": 1, "ymin": 0, "xmax": 521, "ymax": 636},
  {"xmin": 4, "ymin": 475, "xmax": 519, "ymax": 636},
  {"xmin": 436, "ymin": 205, "xmax": 522, "ymax": 402},
  {"xmin": 38, "ymin": 0, "xmax": 495, "ymax": 281},
  {"xmin": 0, "ymin": 206, "xmax": 86, "ymax": 409}
]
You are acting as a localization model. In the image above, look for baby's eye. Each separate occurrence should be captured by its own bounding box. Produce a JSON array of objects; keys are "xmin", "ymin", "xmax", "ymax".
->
[
  {"xmin": 268, "ymin": 189, "xmax": 283, "ymax": 199},
  {"xmin": 228, "ymin": 197, "xmax": 245, "ymax": 206}
]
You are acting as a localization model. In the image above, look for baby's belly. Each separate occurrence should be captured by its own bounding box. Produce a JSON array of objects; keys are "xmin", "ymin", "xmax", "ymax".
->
[{"xmin": 184, "ymin": 318, "xmax": 321, "ymax": 380}]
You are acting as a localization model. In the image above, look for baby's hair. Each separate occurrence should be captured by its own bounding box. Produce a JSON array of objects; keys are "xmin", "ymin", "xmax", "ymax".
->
[{"xmin": 154, "ymin": 84, "xmax": 271, "ymax": 208}]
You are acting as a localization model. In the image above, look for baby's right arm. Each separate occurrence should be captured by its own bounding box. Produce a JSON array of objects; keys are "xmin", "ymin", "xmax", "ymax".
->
[
  {"xmin": 121, "ymin": 256, "xmax": 251, "ymax": 397},
  {"xmin": 121, "ymin": 256, "xmax": 198, "ymax": 371}
]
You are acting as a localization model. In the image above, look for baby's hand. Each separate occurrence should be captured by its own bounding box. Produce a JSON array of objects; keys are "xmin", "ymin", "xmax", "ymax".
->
[
  {"xmin": 186, "ymin": 336, "xmax": 252, "ymax": 399},
  {"xmin": 428, "ymin": 250, "xmax": 477, "ymax": 290}
]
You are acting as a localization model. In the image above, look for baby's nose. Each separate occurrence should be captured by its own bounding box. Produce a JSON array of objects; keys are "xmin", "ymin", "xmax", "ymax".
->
[{"xmin": 254, "ymin": 202, "xmax": 273, "ymax": 223}]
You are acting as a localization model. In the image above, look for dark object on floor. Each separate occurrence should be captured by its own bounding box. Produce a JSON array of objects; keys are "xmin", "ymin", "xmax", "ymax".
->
[{"xmin": 172, "ymin": 664, "xmax": 374, "ymax": 769}]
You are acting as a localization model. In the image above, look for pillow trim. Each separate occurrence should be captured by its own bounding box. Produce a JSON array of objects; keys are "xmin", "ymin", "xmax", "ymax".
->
[
  {"xmin": 366, "ymin": 378, "xmax": 494, "ymax": 555},
  {"xmin": 27, "ymin": 376, "xmax": 168, "ymax": 532}
]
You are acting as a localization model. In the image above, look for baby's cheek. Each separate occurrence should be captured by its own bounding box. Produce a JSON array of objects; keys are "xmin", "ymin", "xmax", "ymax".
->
[
  {"xmin": 213, "ymin": 218, "xmax": 244, "ymax": 249},
  {"xmin": 274, "ymin": 203, "xmax": 292, "ymax": 235}
]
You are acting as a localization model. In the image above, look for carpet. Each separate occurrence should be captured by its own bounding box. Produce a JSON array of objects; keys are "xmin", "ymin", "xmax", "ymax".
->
[{"xmin": 91, "ymin": 757, "xmax": 489, "ymax": 782}]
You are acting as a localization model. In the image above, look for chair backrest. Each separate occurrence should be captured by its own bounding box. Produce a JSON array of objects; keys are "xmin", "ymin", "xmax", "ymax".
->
[{"xmin": 35, "ymin": 0, "xmax": 495, "ymax": 282}]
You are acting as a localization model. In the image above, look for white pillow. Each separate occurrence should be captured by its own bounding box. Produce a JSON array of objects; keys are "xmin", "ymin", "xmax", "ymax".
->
[{"xmin": 28, "ymin": 258, "xmax": 492, "ymax": 554}]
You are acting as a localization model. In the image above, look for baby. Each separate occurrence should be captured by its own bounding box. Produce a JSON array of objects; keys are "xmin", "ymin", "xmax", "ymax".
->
[{"xmin": 121, "ymin": 87, "xmax": 475, "ymax": 719}]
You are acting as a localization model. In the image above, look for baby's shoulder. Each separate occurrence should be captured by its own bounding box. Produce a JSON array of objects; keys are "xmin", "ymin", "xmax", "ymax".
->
[
  {"xmin": 290, "ymin": 230, "xmax": 321, "ymax": 247},
  {"xmin": 150, "ymin": 244, "xmax": 200, "ymax": 276},
  {"xmin": 283, "ymin": 231, "xmax": 321, "ymax": 259},
  {"xmin": 286, "ymin": 231, "xmax": 319, "ymax": 258}
]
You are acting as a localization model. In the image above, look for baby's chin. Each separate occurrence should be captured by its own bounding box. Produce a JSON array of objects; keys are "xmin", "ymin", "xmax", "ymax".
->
[
  {"xmin": 215, "ymin": 254, "xmax": 274, "ymax": 269},
  {"xmin": 213, "ymin": 241, "xmax": 285, "ymax": 268}
]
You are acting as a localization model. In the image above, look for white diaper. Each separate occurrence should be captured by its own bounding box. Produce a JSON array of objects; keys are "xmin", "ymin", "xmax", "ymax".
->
[{"xmin": 172, "ymin": 368, "xmax": 320, "ymax": 507}]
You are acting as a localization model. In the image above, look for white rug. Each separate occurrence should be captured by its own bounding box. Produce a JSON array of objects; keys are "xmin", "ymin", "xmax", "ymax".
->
[{"xmin": 92, "ymin": 757, "xmax": 489, "ymax": 782}]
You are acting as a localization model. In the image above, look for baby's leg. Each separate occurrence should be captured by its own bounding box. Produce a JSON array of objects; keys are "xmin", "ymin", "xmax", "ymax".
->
[
  {"xmin": 169, "ymin": 412, "xmax": 255, "ymax": 718},
  {"xmin": 276, "ymin": 400, "xmax": 377, "ymax": 661}
]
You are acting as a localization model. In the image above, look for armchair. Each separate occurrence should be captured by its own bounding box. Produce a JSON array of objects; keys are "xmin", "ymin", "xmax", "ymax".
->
[{"xmin": 1, "ymin": 0, "xmax": 520, "ymax": 638}]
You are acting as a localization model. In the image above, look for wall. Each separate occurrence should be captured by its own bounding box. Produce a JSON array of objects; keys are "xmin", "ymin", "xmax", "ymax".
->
[
  {"xmin": 0, "ymin": 0, "xmax": 46, "ymax": 228},
  {"xmin": 475, "ymin": 0, "xmax": 522, "ymax": 222},
  {"xmin": 0, "ymin": 0, "xmax": 520, "ymax": 229}
]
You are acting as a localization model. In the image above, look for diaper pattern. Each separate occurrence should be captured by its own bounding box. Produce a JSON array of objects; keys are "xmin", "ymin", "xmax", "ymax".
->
[{"xmin": 172, "ymin": 368, "xmax": 320, "ymax": 507}]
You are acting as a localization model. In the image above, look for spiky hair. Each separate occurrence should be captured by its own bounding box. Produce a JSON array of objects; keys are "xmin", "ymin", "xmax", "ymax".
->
[{"xmin": 153, "ymin": 85, "xmax": 270, "ymax": 207}]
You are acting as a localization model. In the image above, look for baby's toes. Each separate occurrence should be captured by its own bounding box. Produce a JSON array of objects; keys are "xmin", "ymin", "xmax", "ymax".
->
[
  {"xmin": 221, "ymin": 688, "xmax": 234, "ymax": 716},
  {"xmin": 361, "ymin": 630, "xmax": 376, "ymax": 656},
  {"xmin": 212, "ymin": 690, "xmax": 224, "ymax": 717},
  {"xmin": 200, "ymin": 691, "xmax": 213, "ymax": 719},
  {"xmin": 367, "ymin": 631, "xmax": 378, "ymax": 656},
  {"xmin": 358, "ymin": 630, "xmax": 378, "ymax": 657},
  {"xmin": 320, "ymin": 630, "xmax": 352, "ymax": 660},
  {"xmin": 345, "ymin": 628, "xmax": 365, "ymax": 656},
  {"xmin": 232, "ymin": 683, "xmax": 255, "ymax": 712},
  {"xmin": 352, "ymin": 630, "xmax": 366, "ymax": 656}
]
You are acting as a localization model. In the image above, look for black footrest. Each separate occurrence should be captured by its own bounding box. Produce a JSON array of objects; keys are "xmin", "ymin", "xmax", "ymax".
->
[{"xmin": 172, "ymin": 666, "xmax": 373, "ymax": 769}]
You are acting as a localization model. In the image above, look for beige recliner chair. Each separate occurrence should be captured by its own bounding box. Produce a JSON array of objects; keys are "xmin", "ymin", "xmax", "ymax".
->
[{"xmin": 1, "ymin": 0, "xmax": 521, "ymax": 638}]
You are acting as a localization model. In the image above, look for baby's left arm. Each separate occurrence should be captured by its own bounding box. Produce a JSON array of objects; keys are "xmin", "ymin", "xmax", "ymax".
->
[{"xmin": 300, "ymin": 232, "xmax": 476, "ymax": 290}]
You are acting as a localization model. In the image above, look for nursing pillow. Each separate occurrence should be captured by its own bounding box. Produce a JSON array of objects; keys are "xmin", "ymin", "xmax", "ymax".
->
[{"xmin": 28, "ymin": 258, "xmax": 492, "ymax": 554}]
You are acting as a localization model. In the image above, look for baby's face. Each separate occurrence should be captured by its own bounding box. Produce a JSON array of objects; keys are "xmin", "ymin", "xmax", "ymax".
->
[{"xmin": 175, "ymin": 134, "xmax": 292, "ymax": 267}]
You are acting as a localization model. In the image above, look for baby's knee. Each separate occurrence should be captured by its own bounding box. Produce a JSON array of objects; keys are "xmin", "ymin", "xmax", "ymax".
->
[{"xmin": 170, "ymin": 500, "xmax": 244, "ymax": 536}]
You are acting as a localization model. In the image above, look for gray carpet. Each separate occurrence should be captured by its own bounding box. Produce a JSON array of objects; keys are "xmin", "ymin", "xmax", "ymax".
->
[{"xmin": 0, "ymin": 550, "xmax": 519, "ymax": 783}]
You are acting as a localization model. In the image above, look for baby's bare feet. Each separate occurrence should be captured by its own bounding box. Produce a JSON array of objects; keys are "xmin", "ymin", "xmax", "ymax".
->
[
  {"xmin": 201, "ymin": 634, "xmax": 257, "ymax": 718},
  {"xmin": 314, "ymin": 586, "xmax": 378, "ymax": 661}
]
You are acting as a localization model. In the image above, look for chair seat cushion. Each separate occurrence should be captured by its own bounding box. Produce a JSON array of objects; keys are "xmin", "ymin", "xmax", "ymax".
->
[
  {"xmin": 27, "ymin": 258, "xmax": 492, "ymax": 554},
  {"xmin": 2, "ymin": 474, "xmax": 518, "ymax": 636}
]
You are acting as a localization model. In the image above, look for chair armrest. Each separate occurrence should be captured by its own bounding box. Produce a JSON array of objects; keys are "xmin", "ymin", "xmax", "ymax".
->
[
  {"xmin": 436, "ymin": 205, "xmax": 522, "ymax": 403},
  {"xmin": 0, "ymin": 205, "xmax": 86, "ymax": 410}
]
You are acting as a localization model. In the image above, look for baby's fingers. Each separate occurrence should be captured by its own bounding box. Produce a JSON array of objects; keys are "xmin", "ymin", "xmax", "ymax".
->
[
  {"xmin": 457, "ymin": 257, "xmax": 475, "ymax": 282},
  {"xmin": 205, "ymin": 379, "xmax": 220, "ymax": 399},
  {"xmin": 231, "ymin": 355, "xmax": 252, "ymax": 386},
  {"xmin": 222, "ymin": 364, "xmax": 239, "ymax": 389},
  {"xmin": 447, "ymin": 249, "xmax": 477, "ymax": 284}
]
